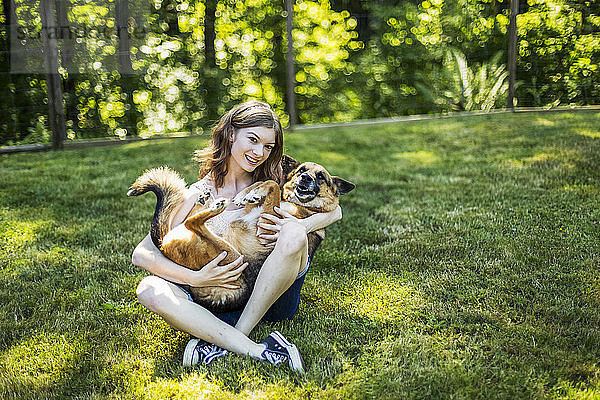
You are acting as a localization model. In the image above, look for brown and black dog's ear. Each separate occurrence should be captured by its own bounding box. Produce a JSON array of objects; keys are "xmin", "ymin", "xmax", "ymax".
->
[
  {"xmin": 282, "ymin": 154, "xmax": 301, "ymax": 177},
  {"xmin": 332, "ymin": 177, "xmax": 355, "ymax": 196}
]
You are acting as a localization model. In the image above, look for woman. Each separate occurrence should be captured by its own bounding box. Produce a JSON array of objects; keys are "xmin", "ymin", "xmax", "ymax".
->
[{"xmin": 132, "ymin": 101, "xmax": 341, "ymax": 372}]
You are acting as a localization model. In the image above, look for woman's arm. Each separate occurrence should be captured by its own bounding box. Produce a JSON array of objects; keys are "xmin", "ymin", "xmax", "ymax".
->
[
  {"xmin": 299, "ymin": 205, "xmax": 342, "ymax": 233},
  {"xmin": 257, "ymin": 205, "xmax": 342, "ymax": 244},
  {"xmin": 132, "ymin": 234, "xmax": 246, "ymax": 289}
]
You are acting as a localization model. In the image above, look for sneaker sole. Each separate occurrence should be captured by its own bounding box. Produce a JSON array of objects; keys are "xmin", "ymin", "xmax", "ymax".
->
[
  {"xmin": 183, "ymin": 338, "xmax": 200, "ymax": 367},
  {"xmin": 271, "ymin": 331, "xmax": 305, "ymax": 373}
]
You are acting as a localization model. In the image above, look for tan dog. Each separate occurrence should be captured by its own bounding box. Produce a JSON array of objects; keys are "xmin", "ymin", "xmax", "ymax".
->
[{"xmin": 128, "ymin": 155, "xmax": 355, "ymax": 312}]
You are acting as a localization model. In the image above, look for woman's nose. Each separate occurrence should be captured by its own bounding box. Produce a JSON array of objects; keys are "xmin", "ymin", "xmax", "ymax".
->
[{"xmin": 252, "ymin": 146, "xmax": 264, "ymax": 157}]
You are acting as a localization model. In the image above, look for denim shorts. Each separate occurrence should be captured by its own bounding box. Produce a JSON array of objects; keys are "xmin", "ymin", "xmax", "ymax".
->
[{"xmin": 176, "ymin": 258, "xmax": 310, "ymax": 326}]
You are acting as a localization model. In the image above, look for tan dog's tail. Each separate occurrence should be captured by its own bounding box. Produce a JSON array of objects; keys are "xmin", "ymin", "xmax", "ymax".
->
[{"xmin": 127, "ymin": 167, "xmax": 187, "ymax": 248}]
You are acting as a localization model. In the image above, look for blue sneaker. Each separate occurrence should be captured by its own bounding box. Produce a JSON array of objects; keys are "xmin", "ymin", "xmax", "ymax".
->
[
  {"xmin": 259, "ymin": 331, "xmax": 304, "ymax": 373},
  {"xmin": 183, "ymin": 338, "xmax": 229, "ymax": 367}
]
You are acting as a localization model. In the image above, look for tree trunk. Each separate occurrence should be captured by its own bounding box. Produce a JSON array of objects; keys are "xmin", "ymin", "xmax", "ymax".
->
[
  {"xmin": 507, "ymin": 0, "xmax": 518, "ymax": 111},
  {"xmin": 204, "ymin": 0, "xmax": 216, "ymax": 65}
]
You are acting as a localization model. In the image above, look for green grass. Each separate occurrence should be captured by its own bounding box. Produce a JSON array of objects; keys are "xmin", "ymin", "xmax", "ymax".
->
[{"xmin": 1, "ymin": 111, "xmax": 600, "ymax": 399}]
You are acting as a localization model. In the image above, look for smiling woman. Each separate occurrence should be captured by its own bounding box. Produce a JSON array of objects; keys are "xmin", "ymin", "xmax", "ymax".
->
[
  {"xmin": 192, "ymin": 101, "xmax": 284, "ymax": 190},
  {"xmin": 131, "ymin": 100, "xmax": 343, "ymax": 373}
]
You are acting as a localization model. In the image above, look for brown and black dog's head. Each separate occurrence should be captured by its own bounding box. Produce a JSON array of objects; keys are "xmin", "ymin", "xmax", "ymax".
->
[{"xmin": 281, "ymin": 155, "xmax": 355, "ymax": 212}]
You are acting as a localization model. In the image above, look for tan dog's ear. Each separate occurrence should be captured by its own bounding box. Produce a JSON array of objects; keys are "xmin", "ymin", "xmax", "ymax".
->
[
  {"xmin": 332, "ymin": 177, "xmax": 355, "ymax": 196},
  {"xmin": 282, "ymin": 154, "xmax": 301, "ymax": 177}
]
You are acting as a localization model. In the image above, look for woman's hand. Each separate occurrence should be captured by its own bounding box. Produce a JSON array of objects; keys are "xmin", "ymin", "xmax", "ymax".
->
[
  {"xmin": 257, "ymin": 206, "xmax": 306, "ymax": 246},
  {"xmin": 187, "ymin": 252, "xmax": 248, "ymax": 289}
]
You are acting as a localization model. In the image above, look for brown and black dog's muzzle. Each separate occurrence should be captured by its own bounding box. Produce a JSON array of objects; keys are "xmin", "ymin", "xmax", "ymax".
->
[{"xmin": 294, "ymin": 172, "xmax": 319, "ymax": 202}]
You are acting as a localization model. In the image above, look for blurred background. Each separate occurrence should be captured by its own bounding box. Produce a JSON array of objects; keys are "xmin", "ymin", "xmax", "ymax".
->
[{"xmin": 1, "ymin": 0, "xmax": 598, "ymax": 147}]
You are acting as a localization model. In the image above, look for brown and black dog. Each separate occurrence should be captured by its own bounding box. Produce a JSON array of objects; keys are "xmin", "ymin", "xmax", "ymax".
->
[{"xmin": 128, "ymin": 156, "xmax": 355, "ymax": 312}]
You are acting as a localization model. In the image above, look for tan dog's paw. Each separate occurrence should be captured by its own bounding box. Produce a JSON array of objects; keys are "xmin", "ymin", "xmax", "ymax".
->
[
  {"xmin": 211, "ymin": 198, "xmax": 230, "ymax": 212},
  {"xmin": 194, "ymin": 181, "xmax": 212, "ymax": 205},
  {"xmin": 234, "ymin": 187, "xmax": 267, "ymax": 206},
  {"xmin": 245, "ymin": 188, "xmax": 266, "ymax": 203}
]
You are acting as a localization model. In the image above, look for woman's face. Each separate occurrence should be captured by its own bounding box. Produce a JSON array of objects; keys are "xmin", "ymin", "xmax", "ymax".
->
[{"xmin": 229, "ymin": 126, "xmax": 277, "ymax": 174}]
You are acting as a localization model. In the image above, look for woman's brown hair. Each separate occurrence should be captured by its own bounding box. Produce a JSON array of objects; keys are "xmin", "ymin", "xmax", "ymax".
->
[{"xmin": 193, "ymin": 101, "xmax": 284, "ymax": 188}]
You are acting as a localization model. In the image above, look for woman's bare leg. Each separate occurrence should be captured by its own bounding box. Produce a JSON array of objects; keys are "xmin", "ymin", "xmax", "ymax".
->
[
  {"xmin": 136, "ymin": 276, "xmax": 264, "ymax": 358},
  {"xmin": 235, "ymin": 222, "xmax": 309, "ymax": 335},
  {"xmin": 136, "ymin": 222, "xmax": 308, "ymax": 355}
]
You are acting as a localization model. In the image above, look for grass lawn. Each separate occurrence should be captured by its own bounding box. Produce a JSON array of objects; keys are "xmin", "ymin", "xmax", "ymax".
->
[{"xmin": 1, "ymin": 111, "xmax": 600, "ymax": 399}]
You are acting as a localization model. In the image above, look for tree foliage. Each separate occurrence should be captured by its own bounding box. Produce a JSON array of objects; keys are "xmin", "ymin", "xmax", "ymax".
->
[{"xmin": 0, "ymin": 0, "xmax": 599, "ymax": 144}]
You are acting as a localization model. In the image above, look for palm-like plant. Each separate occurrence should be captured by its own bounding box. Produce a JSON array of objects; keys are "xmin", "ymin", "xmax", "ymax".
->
[{"xmin": 443, "ymin": 49, "xmax": 509, "ymax": 111}]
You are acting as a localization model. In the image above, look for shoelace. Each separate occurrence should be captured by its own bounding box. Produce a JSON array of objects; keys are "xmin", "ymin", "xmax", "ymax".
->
[
  {"xmin": 198, "ymin": 344, "xmax": 215, "ymax": 357},
  {"xmin": 196, "ymin": 344, "xmax": 228, "ymax": 364},
  {"xmin": 263, "ymin": 350, "xmax": 288, "ymax": 365}
]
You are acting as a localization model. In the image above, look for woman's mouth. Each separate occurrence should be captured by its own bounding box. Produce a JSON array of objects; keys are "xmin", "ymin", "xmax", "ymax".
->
[{"xmin": 245, "ymin": 154, "xmax": 261, "ymax": 166}]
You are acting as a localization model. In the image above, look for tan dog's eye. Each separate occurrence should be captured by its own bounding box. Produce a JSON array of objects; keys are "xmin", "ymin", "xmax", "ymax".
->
[
  {"xmin": 298, "ymin": 166, "xmax": 307, "ymax": 174},
  {"xmin": 316, "ymin": 172, "xmax": 325, "ymax": 181}
]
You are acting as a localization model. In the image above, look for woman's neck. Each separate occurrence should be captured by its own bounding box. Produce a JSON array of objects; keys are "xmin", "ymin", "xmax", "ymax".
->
[
  {"xmin": 216, "ymin": 158, "xmax": 252, "ymax": 193},
  {"xmin": 213, "ymin": 161, "xmax": 253, "ymax": 198},
  {"xmin": 221, "ymin": 172, "xmax": 252, "ymax": 193}
]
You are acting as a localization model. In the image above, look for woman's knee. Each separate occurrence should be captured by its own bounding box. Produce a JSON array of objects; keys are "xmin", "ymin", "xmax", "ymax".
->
[
  {"xmin": 276, "ymin": 222, "xmax": 308, "ymax": 256},
  {"xmin": 136, "ymin": 275, "xmax": 174, "ymax": 313}
]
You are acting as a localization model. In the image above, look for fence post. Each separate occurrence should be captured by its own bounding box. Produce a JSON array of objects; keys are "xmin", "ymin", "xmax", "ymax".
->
[
  {"xmin": 116, "ymin": 0, "xmax": 139, "ymax": 136},
  {"xmin": 285, "ymin": 0, "xmax": 296, "ymax": 129},
  {"xmin": 40, "ymin": 0, "xmax": 66, "ymax": 149},
  {"xmin": 507, "ymin": 0, "xmax": 519, "ymax": 111}
]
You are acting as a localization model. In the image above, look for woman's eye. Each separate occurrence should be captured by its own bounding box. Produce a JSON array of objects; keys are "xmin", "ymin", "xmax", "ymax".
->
[
  {"xmin": 265, "ymin": 145, "xmax": 273, "ymax": 151},
  {"xmin": 249, "ymin": 136, "xmax": 257, "ymax": 143}
]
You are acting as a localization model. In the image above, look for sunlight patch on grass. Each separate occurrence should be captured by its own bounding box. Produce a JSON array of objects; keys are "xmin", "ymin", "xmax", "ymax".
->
[
  {"xmin": 308, "ymin": 271, "xmax": 425, "ymax": 323},
  {"xmin": 318, "ymin": 151, "xmax": 348, "ymax": 162},
  {"xmin": 550, "ymin": 376, "xmax": 600, "ymax": 398},
  {"xmin": 345, "ymin": 279, "xmax": 423, "ymax": 322},
  {"xmin": 535, "ymin": 117, "xmax": 556, "ymax": 126},
  {"xmin": 103, "ymin": 352, "xmax": 155, "ymax": 394},
  {"xmin": 133, "ymin": 372, "xmax": 308, "ymax": 400},
  {"xmin": 563, "ymin": 184, "xmax": 600, "ymax": 195},
  {"xmin": 0, "ymin": 220, "xmax": 43, "ymax": 252},
  {"xmin": 525, "ymin": 152, "xmax": 559, "ymax": 163},
  {"xmin": 134, "ymin": 373, "xmax": 225, "ymax": 399},
  {"xmin": 393, "ymin": 151, "xmax": 439, "ymax": 166},
  {"xmin": 525, "ymin": 151, "xmax": 578, "ymax": 169},
  {"xmin": 413, "ymin": 174, "xmax": 471, "ymax": 184},
  {"xmin": 505, "ymin": 150, "xmax": 578, "ymax": 170},
  {"xmin": 502, "ymin": 158, "xmax": 526, "ymax": 169},
  {"xmin": 576, "ymin": 128, "xmax": 600, "ymax": 139},
  {"xmin": 35, "ymin": 246, "xmax": 72, "ymax": 265},
  {"xmin": 0, "ymin": 333, "xmax": 88, "ymax": 390}
]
